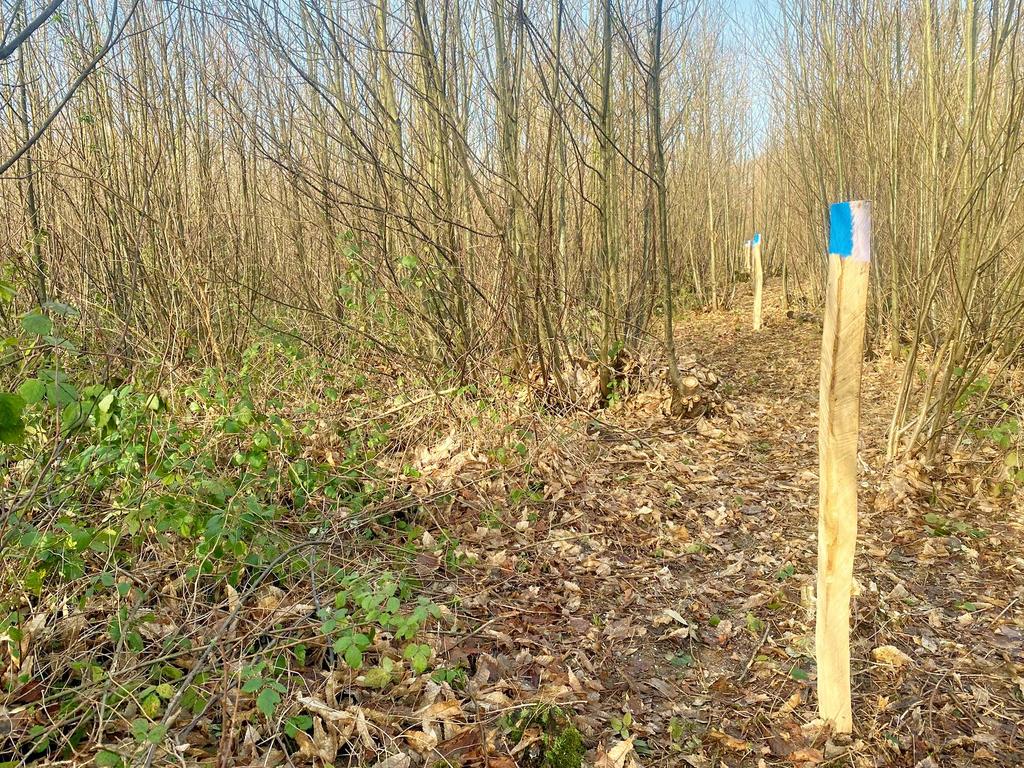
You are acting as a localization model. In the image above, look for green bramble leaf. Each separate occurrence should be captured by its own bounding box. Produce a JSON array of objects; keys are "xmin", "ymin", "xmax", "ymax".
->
[
  {"xmin": 42, "ymin": 300, "xmax": 79, "ymax": 317},
  {"xmin": 344, "ymin": 643, "xmax": 363, "ymax": 670},
  {"xmin": 285, "ymin": 714, "xmax": 313, "ymax": 738},
  {"xmin": 18, "ymin": 378, "xmax": 45, "ymax": 404},
  {"xmin": 21, "ymin": 311, "xmax": 52, "ymax": 336},
  {"xmin": 0, "ymin": 392, "xmax": 26, "ymax": 445},
  {"xmin": 256, "ymin": 687, "xmax": 280, "ymax": 718},
  {"xmin": 95, "ymin": 749, "xmax": 124, "ymax": 767},
  {"xmin": 141, "ymin": 693, "xmax": 162, "ymax": 718}
]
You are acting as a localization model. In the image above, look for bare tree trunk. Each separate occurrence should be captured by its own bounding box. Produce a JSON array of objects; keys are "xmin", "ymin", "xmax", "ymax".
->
[
  {"xmin": 647, "ymin": 0, "xmax": 684, "ymax": 409},
  {"xmin": 17, "ymin": 16, "xmax": 45, "ymax": 304},
  {"xmin": 597, "ymin": 0, "xmax": 616, "ymax": 403}
]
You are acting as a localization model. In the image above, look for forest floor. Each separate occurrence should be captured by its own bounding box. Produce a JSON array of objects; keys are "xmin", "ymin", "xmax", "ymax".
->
[
  {"xmin": 400, "ymin": 297, "xmax": 1024, "ymax": 768},
  {"xmin": 6, "ymin": 298, "xmax": 1024, "ymax": 768}
]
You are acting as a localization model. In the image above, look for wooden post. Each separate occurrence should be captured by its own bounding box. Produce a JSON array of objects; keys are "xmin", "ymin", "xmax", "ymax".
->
[
  {"xmin": 816, "ymin": 201, "xmax": 871, "ymax": 733},
  {"xmin": 781, "ymin": 258, "xmax": 790, "ymax": 314},
  {"xmin": 751, "ymin": 233, "xmax": 763, "ymax": 331},
  {"xmin": 743, "ymin": 239, "xmax": 752, "ymax": 272}
]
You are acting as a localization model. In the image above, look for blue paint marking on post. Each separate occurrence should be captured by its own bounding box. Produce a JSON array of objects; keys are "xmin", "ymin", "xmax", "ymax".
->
[
  {"xmin": 753, "ymin": 233, "xmax": 761, "ymax": 245},
  {"xmin": 828, "ymin": 202, "xmax": 854, "ymax": 257}
]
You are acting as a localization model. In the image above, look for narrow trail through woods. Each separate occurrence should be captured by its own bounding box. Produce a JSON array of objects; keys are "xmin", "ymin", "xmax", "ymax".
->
[{"xmin": 439, "ymin": 298, "xmax": 1024, "ymax": 766}]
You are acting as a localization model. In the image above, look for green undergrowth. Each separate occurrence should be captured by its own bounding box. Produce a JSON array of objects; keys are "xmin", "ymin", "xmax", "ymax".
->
[{"xmin": 0, "ymin": 303, "xmax": 455, "ymax": 763}]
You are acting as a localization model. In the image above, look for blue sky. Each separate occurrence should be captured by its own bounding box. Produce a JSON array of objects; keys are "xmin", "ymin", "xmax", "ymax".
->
[{"xmin": 724, "ymin": 0, "xmax": 778, "ymax": 152}]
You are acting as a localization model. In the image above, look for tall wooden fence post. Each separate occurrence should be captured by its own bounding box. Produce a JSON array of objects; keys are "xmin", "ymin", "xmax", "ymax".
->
[
  {"xmin": 751, "ymin": 233, "xmax": 763, "ymax": 331},
  {"xmin": 816, "ymin": 201, "xmax": 871, "ymax": 733}
]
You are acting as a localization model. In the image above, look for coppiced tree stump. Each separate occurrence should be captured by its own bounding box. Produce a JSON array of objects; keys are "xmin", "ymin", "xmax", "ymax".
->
[{"xmin": 668, "ymin": 358, "xmax": 723, "ymax": 418}]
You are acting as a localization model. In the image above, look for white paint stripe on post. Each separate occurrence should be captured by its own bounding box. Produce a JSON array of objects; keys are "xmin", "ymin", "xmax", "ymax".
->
[{"xmin": 816, "ymin": 200, "xmax": 871, "ymax": 733}]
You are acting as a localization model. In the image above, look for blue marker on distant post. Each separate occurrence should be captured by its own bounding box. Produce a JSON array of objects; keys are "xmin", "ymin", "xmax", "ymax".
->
[
  {"xmin": 751, "ymin": 232, "xmax": 763, "ymax": 331},
  {"xmin": 817, "ymin": 200, "xmax": 871, "ymax": 734}
]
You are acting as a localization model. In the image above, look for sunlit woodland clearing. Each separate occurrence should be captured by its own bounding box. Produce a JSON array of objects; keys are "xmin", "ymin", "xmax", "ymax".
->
[{"xmin": 2, "ymin": 0, "xmax": 1024, "ymax": 765}]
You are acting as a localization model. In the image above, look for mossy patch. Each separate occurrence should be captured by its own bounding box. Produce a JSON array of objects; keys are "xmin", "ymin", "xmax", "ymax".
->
[{"xmin": 500, "ymin": 704, "xmax": 585, "ymax": 768}]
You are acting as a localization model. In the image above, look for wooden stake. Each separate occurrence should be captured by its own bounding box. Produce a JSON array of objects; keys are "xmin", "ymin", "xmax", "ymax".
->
[
  {"xmin": 743, "ymin": 239, "xmax": 752, "ymax": 272},
  {"xmin": 816, "ymin": 201, "xmax": 871, "ymax": 733},
  {"xmin": 751, "ymin": 233, "xmax": 763, "ymax": 331}
]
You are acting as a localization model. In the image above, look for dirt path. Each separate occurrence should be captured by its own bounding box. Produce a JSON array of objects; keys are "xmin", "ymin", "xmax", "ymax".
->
[{"xmin": 441, "ymin": 298, "xmax": 1024, "ymax": 767}]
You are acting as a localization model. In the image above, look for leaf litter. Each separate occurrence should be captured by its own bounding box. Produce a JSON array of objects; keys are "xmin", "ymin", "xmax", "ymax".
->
[
  {"xmin": 398, "ymin": 299, "xmax": 1024, "ymax": 767},
  {"xmin": 3, "ymin": 298, "xmax": 1022, "ymax": 766}
]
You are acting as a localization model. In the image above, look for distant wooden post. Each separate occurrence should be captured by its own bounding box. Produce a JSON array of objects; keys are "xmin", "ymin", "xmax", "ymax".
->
[
  {"xmin": 743, "ymin": 239, "xmax": 752, "ymax": 272},
  {"xmin": 816, "ymin": 201, "xmax": 871, "ymax": 733},
  {"xmin": 751, "ymin": 233, "xmax": 763, "ymax": 331},
  {"xmin": 781, "ymin": 258, "xmax": 790, "ymax": 314}
]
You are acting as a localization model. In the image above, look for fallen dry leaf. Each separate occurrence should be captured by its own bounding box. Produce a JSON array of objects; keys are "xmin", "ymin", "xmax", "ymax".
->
[
  {"xmin": 370, "ymin": 754, "xmax": 411, "ymax": 768},
  {"xmin": 709, "ymin": 729, "xmax": 752, "ymax": 752},
  {"xmin": 872, "ymin": 645, "xmax": 913, "ymax": 669},
  {"xmin": 595, "ymin": 737, "xmax": 638, "ymax": 768}
]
